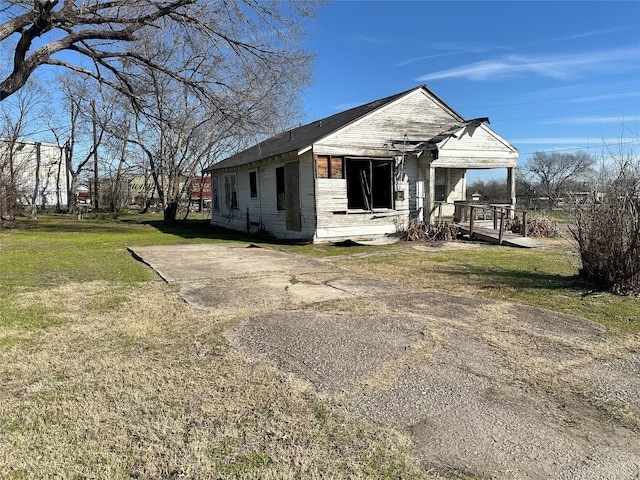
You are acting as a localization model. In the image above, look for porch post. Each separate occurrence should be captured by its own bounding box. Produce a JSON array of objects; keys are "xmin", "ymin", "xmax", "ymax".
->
[
  {"xmin": 426, "ymin": 164, "xmax": 435, "ymax": 224},
  {"xmin": 507, "ymin": 166, "xmax": 516, "ymax": 219}
]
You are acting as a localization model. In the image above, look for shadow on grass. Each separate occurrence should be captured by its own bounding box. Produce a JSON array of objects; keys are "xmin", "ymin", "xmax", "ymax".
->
[
  {"xmin": 1, "ymin": 214, "xmax": 252, "ymax": 241},
  {"xmin": 446, "ymin": 263, "xmax": 583, "ymax": 292},
  {"xmin": 1, "ymin": 213, "xmax": 310, "ymax": 246},
  {"xmin": 143, "ymin": 219, "xmax": 260, "ymax": 242}
]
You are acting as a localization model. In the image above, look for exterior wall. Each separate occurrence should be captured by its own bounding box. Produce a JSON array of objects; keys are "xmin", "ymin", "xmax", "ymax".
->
[
  {"xmin": 310, "ymin": 89, "xmax": 456, "ymax": 241},
  {"xmin": 439, "ymin": 168, "xmax": 465, "ymax": 217},
  {"xmin": 210, "ymin": 151, "xmax": 316, "ymax": 241},
  {"xmin": 315, "ymin": 89, "xmax": 460, "ymax": 158},
  {"xmin": 2, "ymin": 141, "xmax": 68, "ymax": 208},
  {"xmin": 313, "ymin": 154, "xmax": 410, "ymax": 242},
  {"xmin": 435, "ymin": 124, "xmax": 518, "ymax": 168}
]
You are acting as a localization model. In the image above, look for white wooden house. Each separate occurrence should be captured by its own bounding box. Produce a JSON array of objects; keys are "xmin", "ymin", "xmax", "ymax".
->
[{"xmin": 205, "ymin": 85, "xmax": 518, "ymax": 242}]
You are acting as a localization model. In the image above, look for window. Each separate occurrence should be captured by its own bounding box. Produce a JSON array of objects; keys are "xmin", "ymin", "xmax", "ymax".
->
[
  {"xmin": 317, "ymin": 155, "xmax": 344, "ymax": 179},
  {"xmin": 249, "ymin": 171, "xmax": 257, "ymax": 197},
  {"xmin": 276, "ymin": 166, "xmax": 285, "ymax": 210},
  {"xmin": 345, "ymin": 158, "xmax": 393, "ymax": 210},
  {"xmin": 212, "ymin": 177, "xmax": 220, "ymax": 213},
  {"xmin": 434, "ymin": 169, "xmax": 447, "ymax": 202},
  {"xmin": 224, "ymin": 174, "xmax": 237, "ymax": 210}
]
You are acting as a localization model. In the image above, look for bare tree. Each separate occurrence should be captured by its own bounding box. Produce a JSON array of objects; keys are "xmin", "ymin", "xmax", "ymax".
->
[
  {"xmin": 47, "ymin": 75, "xmax": 110, "ymax": 213},
  {"xmin": 0, "ymin": 1, "xmax": 318, "ymax": 103},
  {"xmin": 466, "ymin": 179, "xmax": 509, "ymax": 204},
  {"xmin": 522, "ymin": 151, "xmax": 596, "ymax": 207},
  {"xmin": 122, "ymin": 9, "xmax": 314, "ymax": 223}
]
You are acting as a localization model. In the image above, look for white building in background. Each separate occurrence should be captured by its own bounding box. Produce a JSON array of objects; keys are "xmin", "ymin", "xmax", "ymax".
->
[{"xmin": 1, "ymin": 140, "xmax": 68, "ymax": 209}]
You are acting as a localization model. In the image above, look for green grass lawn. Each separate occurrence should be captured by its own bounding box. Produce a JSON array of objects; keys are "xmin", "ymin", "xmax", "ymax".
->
[
  {"xmin": 2, "ymin": 212, "xmax": 637, "ymax": 333},
  {"xmin": 0, "ymin": 212, "xmax": 638, "ymax": 478},
  {"xmin": 0, "ymin": 212, "xmax": 428, "ymax": 479}
]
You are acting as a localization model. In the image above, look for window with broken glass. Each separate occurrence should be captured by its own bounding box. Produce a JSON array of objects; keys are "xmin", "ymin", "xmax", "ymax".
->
[{"xmin": 345, "ymin": 157, "xmax": 394, "ymax": 210}]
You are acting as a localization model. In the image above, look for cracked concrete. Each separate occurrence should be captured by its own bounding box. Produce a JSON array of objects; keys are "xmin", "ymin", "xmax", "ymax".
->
[{"xmin": 129, "ymin": 242, "xmax": 640, "ymax": 479}]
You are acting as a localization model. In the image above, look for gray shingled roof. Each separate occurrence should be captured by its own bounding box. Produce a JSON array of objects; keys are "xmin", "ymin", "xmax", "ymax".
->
[{"xmin": 206, "ymin": 85, "xmax": 431, "ymax": 172}]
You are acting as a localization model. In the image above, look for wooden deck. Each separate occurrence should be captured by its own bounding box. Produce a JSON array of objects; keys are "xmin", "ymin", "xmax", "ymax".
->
[{"xmin": 456, "ymin": 223, "xmax": 544, "ymax": 248}]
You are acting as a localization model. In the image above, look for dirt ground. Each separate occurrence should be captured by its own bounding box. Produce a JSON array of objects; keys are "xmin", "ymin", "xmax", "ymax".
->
[{"xmin": 131, "ymin": 244, "xmax": 640, "ymax": 479}]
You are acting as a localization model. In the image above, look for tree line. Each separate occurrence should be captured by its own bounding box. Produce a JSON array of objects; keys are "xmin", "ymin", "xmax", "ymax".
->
[{"xmin": 0, "ymin": 0, "xmax": 319, "ymax": 223}]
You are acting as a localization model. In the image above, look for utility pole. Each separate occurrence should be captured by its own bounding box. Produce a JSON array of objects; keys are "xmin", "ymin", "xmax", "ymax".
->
[{"xmin": 91, "ymin": 99, "xmax": 99, "ymax": 211}]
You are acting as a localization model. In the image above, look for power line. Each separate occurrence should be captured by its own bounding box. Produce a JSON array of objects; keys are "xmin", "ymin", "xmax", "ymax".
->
[{"xmin": 519, "ymin": 139, "xmax": 639, "ymax": 156}]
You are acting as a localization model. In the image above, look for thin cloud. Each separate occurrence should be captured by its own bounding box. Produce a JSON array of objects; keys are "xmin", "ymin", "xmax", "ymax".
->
[
  {"xmin": 396, "ymin": 42, "xmax": 509, "ymax": 67},
  {"xmin": 395, "ymin": 52, "xmax": 461, "ymax": 68},
  {"xmin": 536, "ymin": 26, "xmax": 629, "ymax": 44},
  {"xmin": 540, "ymin": 115, "xmax": 640, "ymax": 125},
  {"xmin": 567, "ymin": 91, "xmax": 640, "ymax": 103},
  {"xmin": 511, "ymin": 137, "xmax": 620, "ymax": 145},
  {"xmin": 415, "ymin": 48, "xmax": 639, "ymax": 82}
]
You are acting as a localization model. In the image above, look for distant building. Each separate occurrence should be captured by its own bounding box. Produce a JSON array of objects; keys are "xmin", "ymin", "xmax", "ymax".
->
[{"xmin": 1, "ymin": 140, "xmax": 68, "ymax": 209}]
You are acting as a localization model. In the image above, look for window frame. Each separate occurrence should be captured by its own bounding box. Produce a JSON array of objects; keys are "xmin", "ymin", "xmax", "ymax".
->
[
  {"xmin": 249, "ymin": 170, "xmax": 258, "ymax": 198},
  {"xmin": 276, "ymin": 166, "xmax": 285, "ymax": 210},
  {"xmin": 224, "ymin": 173, "xmax": 238, "ymax": 210},
  {"xmin": 345, "ymin": 157, "xmax": 394, "ymax": 211},
  {"xmin": 316, "ymin": 155, "xmax": 344, "ymax": 179}
]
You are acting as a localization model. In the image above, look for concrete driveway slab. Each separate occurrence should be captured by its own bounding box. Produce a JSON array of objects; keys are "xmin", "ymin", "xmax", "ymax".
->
[{"xmin": 130, "ymin": 242, "xmax": 640, "ymax": 479}]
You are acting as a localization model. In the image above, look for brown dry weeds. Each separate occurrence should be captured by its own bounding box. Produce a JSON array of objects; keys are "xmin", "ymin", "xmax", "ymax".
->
[{"xmin": 0, "ymin": 281, "xmax": 431, "ymax": 479}]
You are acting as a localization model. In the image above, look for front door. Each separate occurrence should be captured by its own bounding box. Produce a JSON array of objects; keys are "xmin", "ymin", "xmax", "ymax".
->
[{"xmin": 285, "ymin": 161, "xmax": 301, "ymax": 231}]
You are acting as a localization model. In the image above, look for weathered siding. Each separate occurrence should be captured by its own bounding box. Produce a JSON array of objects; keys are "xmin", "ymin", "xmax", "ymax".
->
[
  {"xmin": 315, "ymin": 89, "xmax": 460, "ymax": 158},
  {"xmin": 435, "ymin": 125, "xmax": 518, "ymax": 169},
  {"xmin": 209, "ymin": 86, "xmax": 518, "ymax": 240},
  {"xmin": 210, "ymin": 154, "xmax": 315, "ymax": 241}
]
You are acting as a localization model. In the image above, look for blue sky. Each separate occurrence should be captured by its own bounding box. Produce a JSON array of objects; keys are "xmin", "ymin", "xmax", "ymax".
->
[{"xmin": 302, "ymin": 1, "xmax": 640, "ymax": 180}]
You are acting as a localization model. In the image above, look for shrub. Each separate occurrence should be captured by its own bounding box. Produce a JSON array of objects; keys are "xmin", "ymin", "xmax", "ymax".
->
[
  {"xmin": 403, "ymin": 220, "xmax": 459, "ymax": 242},
  {"xmin": 570, "ymin": 157, "xmax": 640, "ymax": 294},
  {"xmin": 507, "ymin": 214, "xmax": 559, "ymax": 238}
]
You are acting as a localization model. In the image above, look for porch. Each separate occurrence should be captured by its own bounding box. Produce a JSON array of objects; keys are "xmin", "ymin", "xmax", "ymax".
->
[{"xmin": 432, "ymin": 202, "xmax": 544, "ymax": 248}]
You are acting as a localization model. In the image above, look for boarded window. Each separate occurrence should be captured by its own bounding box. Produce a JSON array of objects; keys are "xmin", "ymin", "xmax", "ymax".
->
[
  {"xmin": 212, "ymin": 177, "xmax": 219, "ymax": 213},
  {"xmin": 224, "ymin": 174, "xmax": 237, "ymax": 210},
  {"xmin": 317, "ymin": 155, "xmax": 344, "ymax": 179},
  {"xmin": 276, "ymin": 166, "xmax": 285, "ymax": 210},
  {"xmin": 317, "ymin": 156, "xmax": 329, "ymax": 178},
  {"xmin": 345, "ymin": 158, "xmax": 393, "ymax": 210},
  {"xmin": 331, "ymin": 157, "xmax": 343, "ymax": 178},
  {"xmin": 249, "ymin": 171, "xmax": 257, "ymax": 197}
]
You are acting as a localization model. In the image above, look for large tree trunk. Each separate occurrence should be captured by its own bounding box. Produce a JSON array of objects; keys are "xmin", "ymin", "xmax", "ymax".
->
[{"xmin": 163, "ymin": 200, "xmax": 179, "ymax": 224}]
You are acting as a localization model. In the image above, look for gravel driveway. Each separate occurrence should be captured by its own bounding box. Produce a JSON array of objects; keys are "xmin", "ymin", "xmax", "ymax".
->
[{"xmin": 131, "ymin": 243, "xmax": 640, "ymax": 479}]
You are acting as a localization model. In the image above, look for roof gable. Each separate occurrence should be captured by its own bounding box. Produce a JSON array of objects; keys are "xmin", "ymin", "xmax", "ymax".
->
[{"xmin": 207, "ymin": 85, "xmax": 457, "ymax": 171}]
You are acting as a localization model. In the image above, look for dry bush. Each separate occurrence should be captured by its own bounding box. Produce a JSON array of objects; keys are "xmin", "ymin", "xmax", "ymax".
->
[
  {"xmin": 402, "ymin": 220, "xmax": 460, "ymax": 242},
  {"xmin": 507, "ymin": 214, "xmax": 560, "ymax": 238},
  {"xmin": 571, "ymin": 157, "xmax": 640, "ymax": 294}
]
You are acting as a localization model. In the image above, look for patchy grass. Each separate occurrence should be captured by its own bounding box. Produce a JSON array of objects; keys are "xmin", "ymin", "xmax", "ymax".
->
[
  {"xmin": 0, "ymin": 214, "xmax": 430, "ymax": 479},
  {"xmin": 1, "ymin": 213, "xmax": 638, "ymax": 477},
  {"xmin": 285, "ymin": 238, "xmax": 639, "ymax": 334}
]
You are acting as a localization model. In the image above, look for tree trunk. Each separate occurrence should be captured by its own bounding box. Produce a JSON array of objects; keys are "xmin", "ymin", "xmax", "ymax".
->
[{"xmin": 164, "ymin": 199, "xmax": 179, "ymax": 224}]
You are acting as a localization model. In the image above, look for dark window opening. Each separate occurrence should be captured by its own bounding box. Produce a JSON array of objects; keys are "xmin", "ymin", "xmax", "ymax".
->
[
  {"xmin": 212, "ymin": 178, "xmax": 219, "ymax": 213},
  {"xmin": 276, "ymin": 166, "xmax": 285, "ymax": 210},
  {"xmin": 346, "ymin": 158, "xmax": 393, "ymax": 210},
  {"xmin": 434, "ymin": 169, "xmax": 447, "ymax": 202},
  {"xmin": 249, "ymin": 171, "xmax": 257, "ymax": 197}
]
